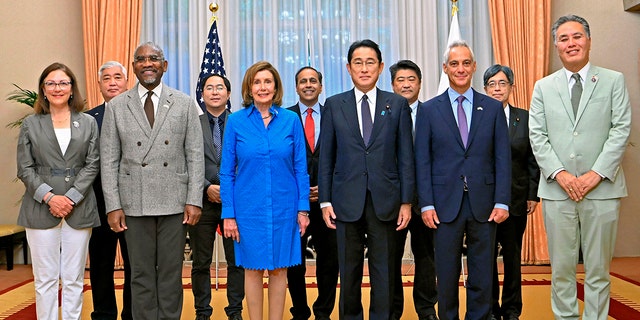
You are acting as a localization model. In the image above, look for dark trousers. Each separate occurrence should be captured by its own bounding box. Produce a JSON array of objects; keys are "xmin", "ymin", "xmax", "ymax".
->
[
  {"xmin": 287, "ymin": 234, "xmax": 311, "ymax": 320},
  {"xmin": 287, "ymin": 203, "xmax": 339, "ymax": 319},
  {"xmin": 124, "ymin": 214, "xmax": 186, "ymax": 320},
  {"xmin": 392, "ymin": 209, "xmax": 437, "ymax": 319},
  {"xmin": 435, "ymin": 193, "xmax": 496, "ymax": 320},
  {"xmin": 492, "ymin": 213, "xmax": 527, "ymax": 318},
  {"xmin": 89, "ymin": 212, "xmax": 132, "ymax": 320},
  {"xmin": 189, "ymin": 206, "xmax": 244, "ymax": 318},
  {"xmin": 336, "ymin": 192, "xmax": 397, "ymax": 320}
]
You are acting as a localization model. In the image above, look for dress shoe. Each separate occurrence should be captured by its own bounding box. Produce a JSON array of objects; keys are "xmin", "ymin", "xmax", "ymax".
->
[
  {"xmin": 421, "ymin": 315, "xmax": 439, "ymax": 320},
  {"xmin": 314, "ymin": 317, "xmax": 331, "ymax": 320},
  {"xmin": 228, "ymin": 314, "xmax": 243, "ymax": 320},
  {"xmin": 195, "ymin": 315, "xmax": 210, "ymax": 320},
  {"xmin": 504, "ymin": 315, "xmax": 519, "ymax": 320},
  {"xmin": 491, "ymin": 315, "xmax": 501, "ymax": 320}
]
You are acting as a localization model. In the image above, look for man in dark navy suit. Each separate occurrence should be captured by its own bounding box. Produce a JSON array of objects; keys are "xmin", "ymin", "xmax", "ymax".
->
[
  {"xmin": 86, "ymin": 61, "xmax": 132, "ymax": 320},
  {"xmin": 415, "ymin": 40, "xmax": 511, "ymax": 320},
  {"xmin": 483, "ymin": 64, "xmax": 540, "ymax": 320},
  {"xmin": 318, "ymin": 39, "xmax": 415, "ymax": 320},
  {"xmin": 286, "ymin": 66, "xmax": 339, "ymax": 320},
  {"xmin": 389, "ymin": 60, "xmax": 438, "ymax": 320}
]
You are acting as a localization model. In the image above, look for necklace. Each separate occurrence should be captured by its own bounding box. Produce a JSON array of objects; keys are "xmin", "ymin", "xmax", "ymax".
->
[
  {"xmin": 262, "ymin": 113, "xmax": 272, "ymax": 119},
  {"xmin": 52, "ymin": 117, "xmax": 69, "ymax": 123}
]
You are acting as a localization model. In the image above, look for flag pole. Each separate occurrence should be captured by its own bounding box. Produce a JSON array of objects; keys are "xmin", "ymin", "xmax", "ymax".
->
[
  {"xmin": 209, "ymin": 1, "xmax": 221, "ymax": 290},
  {"xmin": 436, "ymin": 0, "xmax": 462, "ymax": 94}
]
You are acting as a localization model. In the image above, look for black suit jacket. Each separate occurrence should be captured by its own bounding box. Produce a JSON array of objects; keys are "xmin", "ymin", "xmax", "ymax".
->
[
  {"xmin": 287, "ymin": 103, "xmax": 323, "ymax": 187},
  {"xmin": 507, "ymin": 106, "xmax": 540, "ymax": 216},
  {"xmin": 318, "ymin": 89, "xmax": 414, "ymax": 222},
  {"xmin": 200, "ymin": 110, "xmax": 230, "ymax": 212},
  {"xmin": 86, "ymin": 103, "xmax": 106, "ymax": 215}
]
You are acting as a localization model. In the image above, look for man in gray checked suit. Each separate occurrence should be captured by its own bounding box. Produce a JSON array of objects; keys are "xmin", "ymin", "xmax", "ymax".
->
[{"xmin": 100, "ymin": 42, "xmax": 204, "ymax": 320}]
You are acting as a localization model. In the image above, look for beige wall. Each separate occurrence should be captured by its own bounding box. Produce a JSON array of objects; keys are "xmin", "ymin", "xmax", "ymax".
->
[
  {"xmin": 550, "ymin": 2, "xmax": 640, "ymax": 256},
  {"xmin": 0, "ymin": 2, "xmax": 85, "ymax": 228},
  {"xmin": 0, "ymin": 2, "xmax": 638, "ymax": 258}
]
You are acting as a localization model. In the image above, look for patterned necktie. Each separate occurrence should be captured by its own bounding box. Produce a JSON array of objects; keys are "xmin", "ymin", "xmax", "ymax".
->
[
  {"xmin": 571, "ymin": 73, "xmax": 582, "ymax": 117},
  {"xmin": 361, "ymin": 94, "xmax": 373, "ymax": 145},
  {"xmin": 213, "ymin": 116, "xmax": 222, "ymax": 161},
  {"xmin": 144, "ymin": 91, "xmax": 155, "ymax": 127},
  {"xmin": 304, "ymin": 108, "xmax": 315, "ymax": 152},
  {"xmin": 456, "ymin": 95, "xmax": 468, "ymax": 147}
]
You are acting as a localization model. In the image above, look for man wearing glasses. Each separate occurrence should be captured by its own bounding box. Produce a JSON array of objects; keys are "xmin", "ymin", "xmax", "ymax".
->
[{"xmin": 100, "ymin": 42, "xmax": 204, "ymax": 320}]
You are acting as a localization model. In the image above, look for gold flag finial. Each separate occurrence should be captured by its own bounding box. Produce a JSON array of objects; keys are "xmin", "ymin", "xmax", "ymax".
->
[
  {"xmin": 209, "ymin": 3, "xmax": 219, "ymax": 24},
  {"xmin": 451, "ymin": 0, "xmax": 459, "ymax": 16}
]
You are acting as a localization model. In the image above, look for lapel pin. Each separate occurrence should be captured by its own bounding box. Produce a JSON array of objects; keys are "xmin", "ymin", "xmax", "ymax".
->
[
  {"xmin": 477, "ymin": 107, "xmax": 483, "ymax": 111},
  {"xmin": 73, "ymin": 121, "xmax": 79, "ymax": 128},
  {"xmin": 381, "ymin": 111, "xmax": 386, "ymax": 116},
  {"xmin": 163, "ymin": 104, "xmax": 170, "ymax": 108},
  {"xmin": 591, "ymin": 75, "xmax": 597, "ymax": 83}
]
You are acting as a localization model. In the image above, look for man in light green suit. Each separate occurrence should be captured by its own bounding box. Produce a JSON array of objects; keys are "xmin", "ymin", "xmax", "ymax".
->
[{"xmin": 529, "ymin": 15, "xmax": 631, "ymax": 320}]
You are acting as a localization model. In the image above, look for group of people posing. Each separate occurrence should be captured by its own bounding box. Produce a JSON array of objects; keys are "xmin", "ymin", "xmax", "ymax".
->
[{"xmin": 16, "ymin": 14, "xmax": 630, "ymax": 320}]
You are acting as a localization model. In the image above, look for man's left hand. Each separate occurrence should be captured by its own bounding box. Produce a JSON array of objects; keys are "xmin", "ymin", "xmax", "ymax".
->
[
  {"xmin": 183, "ymin": 204, "xmax": 202, "ymax": 225},
  {"xmin": 576, "ymin": 170, "xmax": 603, "ymax": 198},
  {"xmin": 488, "ymin": 208, "xmax": 509, "ymax": 224},
  {"xmin": 396, "ymin": 204, "xmax": 412, "ymax": 231}
]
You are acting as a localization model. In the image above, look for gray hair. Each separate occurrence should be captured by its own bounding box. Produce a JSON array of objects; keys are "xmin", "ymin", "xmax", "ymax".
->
[
  {"xmin": 551, "ymin": 15, "xmax": 591, "ymax": 44},
  {"xmin": 134, "ymin": 41, "xmax": 165, "ymax": 60},
  {"xmin": 98, "ymin": 61, "xmax": 127, "ymax": 79},
  {"xmin": 443, "ymin": 40, "xmax": 475, "ymax": 64}
]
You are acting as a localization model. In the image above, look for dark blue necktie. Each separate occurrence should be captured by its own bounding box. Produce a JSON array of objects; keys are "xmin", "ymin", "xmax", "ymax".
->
[{"xmin": 361, "ymin": 94, "xmax": 373, "ymax": 145}]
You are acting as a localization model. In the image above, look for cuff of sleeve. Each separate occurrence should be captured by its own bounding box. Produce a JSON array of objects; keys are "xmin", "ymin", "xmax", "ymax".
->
[
  {"xmin": 320, "ymin": 202, "xmax": 332, "ymax": 209},
  {"xmin": 34, "ymin": 184, "xmax": 53, "ymax": 203},
  {"xmin": 298, "ymin": 200, "xmax": 310, "ymax": 212},
  {"xmin": 494, "ymin": 203, "xmax": 509, "ymax": 211},
  {"xmin": 421, "ymin": 205, "xmax": 435, "ymax": 213},
  {"xmin": 64, "ymin": 187, "xmax": 84, "ymax": 204}
]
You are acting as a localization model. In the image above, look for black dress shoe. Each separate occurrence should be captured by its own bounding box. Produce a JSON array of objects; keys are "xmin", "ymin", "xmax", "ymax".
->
[
  {"xmin": 491, "ymin": 315, "xmax": 501, "ymax": 320},
  {"xmin": 195, "ymin": 315, "xmax": 210, "ymax": 320},
  {"xmin": 504, "ymin": 315, "xmax": 519, "ymax": 320},
  {"xmin": 421, "ymin": 315, "xmax": 439, "ymax": 320}
]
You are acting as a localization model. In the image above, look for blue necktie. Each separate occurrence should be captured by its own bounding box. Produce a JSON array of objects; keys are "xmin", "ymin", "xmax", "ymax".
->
[
  {"xmin": 457, "ymin": 95, "xmax": 468, "ymax": 147},
  {"xmin": 361, "ymin": 94, "xmax": 373, "ymax": 145}
]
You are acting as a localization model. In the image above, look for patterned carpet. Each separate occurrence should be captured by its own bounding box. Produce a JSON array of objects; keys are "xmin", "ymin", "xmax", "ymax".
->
[{"xmin": 1, "ymin": 267, "xmax": 639, "ymax": 320}]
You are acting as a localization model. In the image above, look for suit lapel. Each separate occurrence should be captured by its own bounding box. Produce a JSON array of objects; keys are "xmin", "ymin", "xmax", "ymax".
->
[
  {"xmin": 508, "ymin": 106, "xmax": 517, "ymax": 140},
  {"xmin": 368, "ymin": 90, "xmax": 389, "ymax": 145},
  {"xmin": 467, "ymin": 90, "xmax": 485, "ymax": 148},
  {"xmin": 126, "ymin": 87, "xmax": 152, "ymax": 137},
  {"xmin": 291, "ymin": 103, "xmax": 314, "ymax": 157},
  {"xmin": 201, "ymin": 113, "xmax": 216, "ymax": 163},
  {"xmin": 151, "ymin": 87, "xmax": 173, "ymax": 140},
  {"xmin": 552, "ymin": 70, "xmax": 575, "ymax": 123},
  {"xmin": 434, "ymin": 92, "xmax": 465, "ymax": 149},
  {"xmin": 39, "ymin": 114, "xmax": 64, "ymax": 158},
  {"xmin": 338, "ymin": 90, "xmax": 363, "ymax": 146},
  {"xmin": 576, "ymin": 66, "xmax": 599, "ymax": 123}
]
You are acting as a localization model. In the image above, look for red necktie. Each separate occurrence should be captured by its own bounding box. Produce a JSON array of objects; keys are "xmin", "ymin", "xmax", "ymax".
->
[{"xmin": 305, "ymin": 108, "xmax": 315, "ymax": 152}]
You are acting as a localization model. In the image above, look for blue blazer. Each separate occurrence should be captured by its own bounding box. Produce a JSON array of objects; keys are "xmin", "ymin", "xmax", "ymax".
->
[
  {"xmin": 415, "ymin": 89, "xmax": 511, "ymax": 222},
  {"xmin": 318, "ymin": 89, "xmax": 414, "ymax": 222}
]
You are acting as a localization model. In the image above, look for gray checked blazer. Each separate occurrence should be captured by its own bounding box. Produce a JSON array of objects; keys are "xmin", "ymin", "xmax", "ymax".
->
[
  {"xmin": 17, "ymin": 112, "xmax": 101, "ymax": 229},
  {"xmin": 100, "ymin": 84, "xmax": 204, "ymax": 216}
]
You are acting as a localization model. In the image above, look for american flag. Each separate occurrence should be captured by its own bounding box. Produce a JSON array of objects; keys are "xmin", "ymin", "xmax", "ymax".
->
[{"xmin": 196, "ymin": 18, "xmax": 227, "ymax": 111}]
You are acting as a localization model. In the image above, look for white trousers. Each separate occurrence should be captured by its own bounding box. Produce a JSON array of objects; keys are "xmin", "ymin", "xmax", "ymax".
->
[{"xmin": 26, "ymin": 219, "xmax": 92, "ymax": 320}]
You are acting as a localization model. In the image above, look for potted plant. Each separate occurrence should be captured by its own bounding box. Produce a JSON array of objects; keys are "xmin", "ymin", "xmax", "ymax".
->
[{"xmin": 5, "ymin": 84, "xmax": 36, "ymax": 128}]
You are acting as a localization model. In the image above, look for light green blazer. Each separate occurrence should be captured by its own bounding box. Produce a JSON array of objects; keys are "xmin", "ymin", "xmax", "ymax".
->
[{"xmin": 529, "ymin": 65, "xmax": 631, "ymax": 200}]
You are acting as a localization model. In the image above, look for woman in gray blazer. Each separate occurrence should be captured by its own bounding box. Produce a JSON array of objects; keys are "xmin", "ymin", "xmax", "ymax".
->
[{"xmin": 17, "ymin": 62, "xmax": 100, "ymax": 320}]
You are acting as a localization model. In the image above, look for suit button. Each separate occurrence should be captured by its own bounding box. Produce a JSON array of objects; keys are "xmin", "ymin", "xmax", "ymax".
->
[
  {"xmin": 569, "ymin": 153, "xmax": 575, "ymax": 159},
  {"xmin": 142, "ymin": 163, "xmax": 147, "ymax": 167},
  {"xmin": 365, "ymin": 151, "xmax": 370, "ymax": 155},
  {"xmin": 573, "ymin": 132, "xmax": 578, "ymax": 136},
  {"xmin": 363, "ymin": 171, "xmax": 368, "ymax": 176},
  {"xmin": 464, "ymin": 155, "xmax": 469, "ymax": 159},
  {"xmin": 165, "ymin": 140, "xmax": 169, "ymax": 145},
  {"xmin": 163, "ymin": 162, "xmax": 168, "ymax": 167},
  {"xmin": 137, "ymin": 141, "xmax": 142, "ymax": 146}
]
